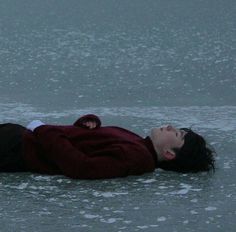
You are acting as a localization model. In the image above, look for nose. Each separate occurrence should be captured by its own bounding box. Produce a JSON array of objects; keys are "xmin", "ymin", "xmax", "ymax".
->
[{"xmin": 166, "ymin": 125, "xmax": 175, "ymax": 131}]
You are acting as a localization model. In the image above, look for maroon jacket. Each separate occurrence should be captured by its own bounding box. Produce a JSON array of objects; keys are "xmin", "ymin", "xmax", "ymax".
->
[{"xmin": 22, "ymin": 115, "xmax": 158, "ymax": 179}]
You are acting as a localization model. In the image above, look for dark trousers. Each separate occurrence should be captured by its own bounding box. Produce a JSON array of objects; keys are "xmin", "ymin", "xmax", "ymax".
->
[{"xmin": 0, "ymin": 123, "xmax": 27, "ymax": 172}]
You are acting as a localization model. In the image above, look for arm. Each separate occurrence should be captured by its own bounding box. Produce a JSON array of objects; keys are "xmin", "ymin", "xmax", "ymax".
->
[
  {"xmin": 33, "ymin": 125, "xmax": 127, "ymax": 179},
  {"xmin": 73, "ymin": 114, "xmax": 101, "ymax": 129}
]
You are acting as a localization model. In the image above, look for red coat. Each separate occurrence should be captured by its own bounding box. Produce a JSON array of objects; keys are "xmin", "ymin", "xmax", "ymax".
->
[{"xmin": 22, "ymin": 115, "xmax": 158, "ymax": 179}]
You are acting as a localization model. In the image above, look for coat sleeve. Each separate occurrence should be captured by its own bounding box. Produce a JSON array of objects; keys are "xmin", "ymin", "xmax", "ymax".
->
[
  {"xmin": 33, "ymin": 125, "xmax": 128, "ymax": 179},
  {"xmin": 73, "ymin": 114, "xmax": 101, "ymax": 128}
]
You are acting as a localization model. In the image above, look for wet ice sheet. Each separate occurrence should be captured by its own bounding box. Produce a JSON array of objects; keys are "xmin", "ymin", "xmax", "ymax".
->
[
  {"xmin": 0, "ymin": 103, "xmax": 236, "ymax": 132},
  {"xmin": 0, "ymin": 0, "xmax": 235, "ymax": 231},
  {"xmin": 0, "ymin": 104, "xmax": 235, "ymax": 232},
  {"xmin": 0, "ymin": 1, "xmax": 235, "ymax": 108},
  {"xmin": 0, "ymin": 170, "xmax": 235, "ymax": 232}
]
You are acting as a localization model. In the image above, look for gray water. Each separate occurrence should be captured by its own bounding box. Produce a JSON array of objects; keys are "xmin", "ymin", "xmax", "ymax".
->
[{"xmin": 0, "ymin": 0, "xmax": 236, "ymax": 231}]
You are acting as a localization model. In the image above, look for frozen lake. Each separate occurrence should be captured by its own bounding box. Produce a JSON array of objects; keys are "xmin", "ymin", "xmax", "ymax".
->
[
  {"xmin": 0, "ymin": 0, "xmax": 235, "ymax": 231},
  {"xmin": 1, "ymin": 105, "xmax": 235, "ymax": 232}
]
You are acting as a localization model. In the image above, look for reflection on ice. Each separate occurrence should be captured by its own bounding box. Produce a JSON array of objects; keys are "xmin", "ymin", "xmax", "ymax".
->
[{"xmin": 0, "ymin": 103, "xmax": 235, "ymax": 133}]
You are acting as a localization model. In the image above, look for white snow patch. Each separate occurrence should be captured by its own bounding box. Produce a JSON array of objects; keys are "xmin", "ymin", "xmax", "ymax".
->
[
  {"xmin": 93, "ymin": 191, "xmax": 128, "ymax": 198},
  {"xmin": 205, "ymin": 206, "xmax": 217, "ymax": 211},
  {"xmin": 100, "ymin": 218, "xmax": 117, "ymax": 224},
  {"xmin": 17, "ymin": 183, "xmax": 28, "ymax": 190},
  {"xmin": 157, "ymin": 216, "xmax": 166, "ymax": 222},
  {"xmin": 84, "ymin": 214, "xmax": 100, "ymax": 219}
]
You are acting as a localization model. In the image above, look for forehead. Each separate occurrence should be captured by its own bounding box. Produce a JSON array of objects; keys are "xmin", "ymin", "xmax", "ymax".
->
[
  {"xmin": 179, "ymin": 129, "xmax": 197, "ymax": 150},
  {"xmin": 180, "ymin": 128, "xmax": 191, "ymax": 140},
  {"xmin": 171, "ymin": 129, "xmax": 188, "ymax": 149},
  {"xmin": 168, "ymin": 129, "xmax": 186, "ymax": 148},
  {"xmin": 181, "ymin": 129, "xmax": 188, "ymax": 138}
]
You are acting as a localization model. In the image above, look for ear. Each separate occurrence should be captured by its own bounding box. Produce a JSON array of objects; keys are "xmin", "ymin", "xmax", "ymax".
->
[{"xmin": 163, "ymin": 149, "xmax": 176, "ymax": 161}]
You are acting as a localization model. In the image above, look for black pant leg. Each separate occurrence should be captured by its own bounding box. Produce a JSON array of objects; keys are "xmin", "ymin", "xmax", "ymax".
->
[{"xmin": 0, "ymin": 123, "xmax": 27, "ymax": 172}]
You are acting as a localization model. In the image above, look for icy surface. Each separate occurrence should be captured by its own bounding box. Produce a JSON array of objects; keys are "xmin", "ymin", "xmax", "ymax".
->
[
  {"xmin": 0, "ymin": 0, "xmax": 236, "ymax": 231},
  {"xmin": 0, "ymin": 105, "xmax": 235, "ymax": 232}
]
